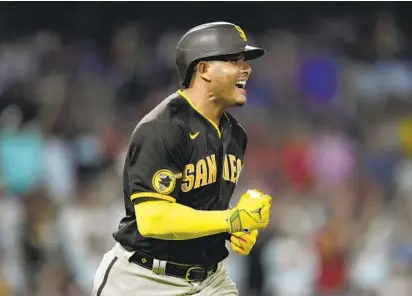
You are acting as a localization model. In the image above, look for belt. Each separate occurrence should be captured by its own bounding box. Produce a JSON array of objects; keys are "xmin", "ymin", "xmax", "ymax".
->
[{"xmin": 129, "ymin": 251, "xmax": 218, "ymax": 282}]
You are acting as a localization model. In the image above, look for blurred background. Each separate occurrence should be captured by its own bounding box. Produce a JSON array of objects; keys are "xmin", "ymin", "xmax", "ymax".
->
[{"xmin": 1, "ymin": 2, "xmax": 412, "ymax": 296}]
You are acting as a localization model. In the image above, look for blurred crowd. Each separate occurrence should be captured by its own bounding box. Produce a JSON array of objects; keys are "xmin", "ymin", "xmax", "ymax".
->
[{"xmin": 1, "ymin": 7, "xmax": 412, "ymax": 296}]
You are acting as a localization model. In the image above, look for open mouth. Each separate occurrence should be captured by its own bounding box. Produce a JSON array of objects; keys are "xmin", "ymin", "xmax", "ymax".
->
[{"xmin": 235, "ymin": 80, "xmax": 246, "ymax": 89}]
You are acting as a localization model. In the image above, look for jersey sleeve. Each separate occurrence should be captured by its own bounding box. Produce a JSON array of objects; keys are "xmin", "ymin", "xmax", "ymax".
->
[{"xmin": 127, "ymin": 122, "xmax": 188, "ymax": 203}]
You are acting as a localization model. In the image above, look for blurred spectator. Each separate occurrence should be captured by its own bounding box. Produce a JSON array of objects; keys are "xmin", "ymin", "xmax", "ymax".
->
[
  {"xmin": 58, "ymin": 167, "xmax": 124, "ymax": 293},
  {"xmin": 350, "ymin": 190, "xmax": 393, "ymax": 296},
  {"xmin": 308, "ymin": 125, "xmax": 356, "ymax": 193},
  {"xmin": 314, "ymin": 219, "xmax": 349, "ymax": 295},
  {"xmin": 0, "ymin": 196, "xmax": 26, "ymax": 295},
  {"xmin": 262, "ymin": 197, "xmax": 320, "ymax": 296},
  {"xmin": 299, "ymin": 47, "xmax": 339, "ymax": 105},
  {"xmin": 279, "ymin": 121, "xmax": 314, "ymax": 191}
]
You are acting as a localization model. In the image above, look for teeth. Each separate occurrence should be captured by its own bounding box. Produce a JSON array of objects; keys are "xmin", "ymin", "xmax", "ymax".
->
[{"xmin": 236, "ymin": 81, "xmax": 246, "ymax": 88}]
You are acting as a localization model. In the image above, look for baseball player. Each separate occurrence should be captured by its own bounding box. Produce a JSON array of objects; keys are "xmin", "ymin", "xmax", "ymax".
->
[{"xmin": 91, "ymin": 21, "xmax": 271, "ymax": 296}]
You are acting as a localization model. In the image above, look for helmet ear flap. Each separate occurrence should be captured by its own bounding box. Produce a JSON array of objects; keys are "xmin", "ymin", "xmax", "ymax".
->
[
  {"xmin": 183, "ymin": 60, "xmax": 202, "ymax": 88},
  {"xmin": 182, "ymin": 61, "xmax": 196, "ymax": 88}
]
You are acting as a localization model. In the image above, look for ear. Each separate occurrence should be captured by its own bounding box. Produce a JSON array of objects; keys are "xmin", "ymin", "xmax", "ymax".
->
[{"xmin": 197, "ymin": 61, "xmax": 212, "ymax": 83}]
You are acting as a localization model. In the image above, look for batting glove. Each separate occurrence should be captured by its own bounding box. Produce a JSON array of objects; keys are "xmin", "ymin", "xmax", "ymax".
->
[
  {"xmin": 230, "ymin": 230, "xmax": 258, "ymax": 256},
  {"xmin": 227, "ymin": 189, "xmax": 271, "ymax": 233}
]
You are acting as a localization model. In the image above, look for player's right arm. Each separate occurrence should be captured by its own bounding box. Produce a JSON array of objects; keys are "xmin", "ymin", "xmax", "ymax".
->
[{"xmin": 129, "ymin": 122, "xmax": 271, "ymax": 240}]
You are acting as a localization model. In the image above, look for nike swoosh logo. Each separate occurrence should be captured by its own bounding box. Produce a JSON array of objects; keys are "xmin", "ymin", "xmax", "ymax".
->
[{"xmin": 189, "ymin": 132, "xmax": 200, "ymax": 140}]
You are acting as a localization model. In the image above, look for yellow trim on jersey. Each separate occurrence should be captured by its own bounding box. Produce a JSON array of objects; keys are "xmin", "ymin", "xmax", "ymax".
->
[
  {"xmin": 131, "ymin": 192, "xmax": 176, "ymax": 203},
  {"xmin": 177, "ymin": 89, "xmax": 222, "ymax": 139}
]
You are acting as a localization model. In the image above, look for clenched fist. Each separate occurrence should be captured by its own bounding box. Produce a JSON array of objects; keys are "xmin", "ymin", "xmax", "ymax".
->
[{"xmin": 227, "ymin": 189, "xmax": 271, "ymax": 233}]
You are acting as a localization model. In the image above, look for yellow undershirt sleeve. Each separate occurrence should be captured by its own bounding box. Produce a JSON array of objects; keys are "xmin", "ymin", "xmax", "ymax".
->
[{"xmin": 135, "ymin": 201, "xmax": 230, "ymax": 240}]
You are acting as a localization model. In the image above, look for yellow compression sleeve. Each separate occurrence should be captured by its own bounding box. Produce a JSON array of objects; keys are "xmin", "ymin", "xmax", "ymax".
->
[{"xmin": 135, "ymin": 201, "xmax": 230, "ymax": 240}]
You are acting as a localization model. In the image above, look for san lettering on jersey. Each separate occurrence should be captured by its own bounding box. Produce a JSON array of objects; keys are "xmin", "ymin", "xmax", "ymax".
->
[{"xmin": 181, "ymin": 154, "xmax": 242, "ymax": 192}]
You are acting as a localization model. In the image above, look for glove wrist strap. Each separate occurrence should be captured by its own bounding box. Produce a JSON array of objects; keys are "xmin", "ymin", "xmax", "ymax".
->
[{"xmin": 228, "ymin": 209, "xmax": 243, "ymax": 233}]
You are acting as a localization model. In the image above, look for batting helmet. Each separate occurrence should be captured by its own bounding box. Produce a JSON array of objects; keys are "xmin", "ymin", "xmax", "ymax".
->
[{"xmin": 175, "ymin": 22, "xmax": 265, "ymax": 87}]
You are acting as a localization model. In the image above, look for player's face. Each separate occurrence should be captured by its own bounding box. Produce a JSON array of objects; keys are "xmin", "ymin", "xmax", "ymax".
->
[{"xmin": 208, "ymin": 54, "xmax": 252, "ymax": 107}]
